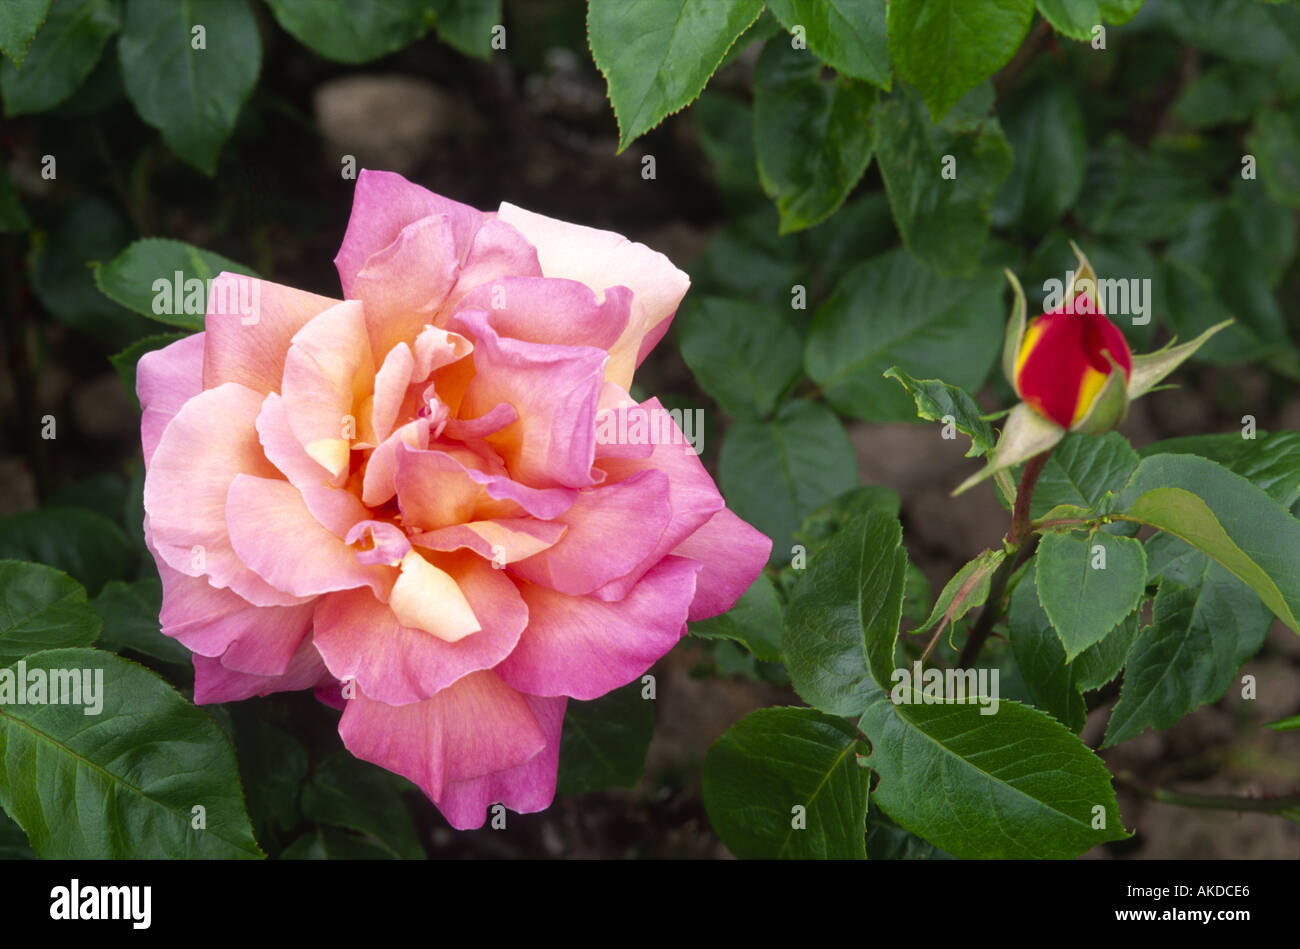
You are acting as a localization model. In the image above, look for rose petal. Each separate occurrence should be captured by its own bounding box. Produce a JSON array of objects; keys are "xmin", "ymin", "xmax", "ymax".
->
[
  {"xmin": 280, "ymin": 300, "xmax": 373, "ymax": 481},
  {"xmin": 670, "ymin": 508, "xmax": 773, "ymax": 621},
  {"xmin": 495, "ymin": 202, "xmax": 690, "ymax": 389},
  {"xmin": 452, "ymin": 308, "xmax": 605, "ymax": 489},
  {"xmin": 334, "ymin": 169, "xmax": 482, "ymax": 297},
  {"xmin": 203, "ymin": 274, "xmax": 341, "ymax": 394},
  {"xmin": 314, "ymin": 554, "xmax": 528, "ymax": 704},
  {"xmin": 226, "ymin": 474, "xmax": 396, "ymax": 598},
  {"xmin": 193, "ymin": 635, "xmax": 330, "ymax": 704},
  {"xmin": 435, "ymin": 694, "xmax": 566, "ymax": 830},
  {"xmin": 145, "ymin": 382, "xmax": 305, "ymax": 607},
  {"xmin": 338, "ymin": 670, "xmax": 547, "ymax": 804},
  {"xmin": 496, "ymin": 555, "xmax": 700, "ymax": 700},
  {"xmin": 137, "ymin": 332, "xmax": 205, "ymax": 467}
]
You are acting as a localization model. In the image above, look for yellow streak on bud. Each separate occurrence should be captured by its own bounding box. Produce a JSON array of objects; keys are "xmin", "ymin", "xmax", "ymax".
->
[{"xmin": 1070, "ymin": 365, "xmax": 1110, "ymax": 427}]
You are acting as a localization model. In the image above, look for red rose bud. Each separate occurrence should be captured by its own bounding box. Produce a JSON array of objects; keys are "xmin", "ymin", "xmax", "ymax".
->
[{"xmin": 1013, "ymin": 292, "xmax": 1133, "ymax": 431}]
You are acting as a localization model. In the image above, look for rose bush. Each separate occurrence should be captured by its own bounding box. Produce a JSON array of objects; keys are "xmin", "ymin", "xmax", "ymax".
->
[{"xmin": 136, "ymin": 170, "xmax": 770, "ymax": 829}]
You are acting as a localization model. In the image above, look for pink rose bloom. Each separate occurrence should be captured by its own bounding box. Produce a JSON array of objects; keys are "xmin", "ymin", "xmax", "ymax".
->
[{"xmin": 137, "ymin": 170, "xmax": 770, "ymax": 829}]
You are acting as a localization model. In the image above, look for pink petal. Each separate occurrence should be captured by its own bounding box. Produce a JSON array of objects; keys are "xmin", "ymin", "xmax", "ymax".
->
[
  {"xmin": 193, "ymin": 635, "xmax": 330, "ymax": 704},
  {"xmin": 436, "ymin": 694, "xmax": 566, "ymax": 830},
  {"xmin": 338, "ymin": 670, "xmax": 547, "ymax": 804},
  {"xmin": 361, "ymin": 417, "xmax": 431, "ymax": 507},
  {"xmin": 144, "ymin": 382, "xmax": 305, "ymax": 607},
  {"xmin": 345, "ymin": 520, "xmax": 411, "ymax": 566},
  {"xmin": 412, "ymin": 324, "xmax": 474, "ymax": 380},
  {"xmin": 443, "ymin": 217, "xmax": 543, "ymax": 311},
  {"xmin": 334, "ymin": 169, "xmax": 483, "ymax": 298},
  {"xmin": 226, "ymin": 474, "xmax": 396, "ymax": 599},
  {"xmin": 496, "ymin": 555, "xmax": 700, "ymax": 700},
  {"xmin": 156, "ymin": 556, "xmax": 314, "ymax": 676},
  {"xmin": 370, "ymin": 342, "xmax": 415, "ymax": 444},
  {"xmin": 671, "ymin": 507, "xmax": 773, "ymax": 621},
  {"xmin": 452, "ymin": 308, "xmax": 605, "ymax": 490},
  {"xmin": 256, "ymin": 392, "xmax": 369, "ymax": 538},
  {"xmin": 314, "ymin": 553, "xmax": 528, "ymax": 704},
  {"xmin": 352, "ymin": 215, "xmax": 460, "ymax": 358},
  {"xmin": 451, "ymin": 277, "xmax": 630, "ymax": 352},
  {"xmin": 588, "ymin": 398, "xmax": 724, "ymax": 601},
  {"xmin": 137, "ymin": 332, "xmax": 205, "ymax": 467},
  {"xmin": 203, "ymin": 274, "xmax": 342, "ymax": 394},
  {"xmin": 509, "ymin": 469, "xmax": 671, "ymax": 595},
  {"xmin": 280, "ymin": 300, "xmax": 373, "ymax": 482},
  {"xmin": 495, "ymin": 202, "xmax": 690, "ymax": 389},
  {"xmin": 395, "ymin": 441, "xmax": 576, "ymax": 527},
  {"xmin": 409, "ymin": 517, "xmax": 566, "ymax": 563}
]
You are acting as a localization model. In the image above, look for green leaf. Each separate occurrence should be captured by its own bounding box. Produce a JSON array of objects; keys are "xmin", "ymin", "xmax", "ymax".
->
[
  {"xmin": 807, "ymin": 250, "xmax": 1005, "ymax": 420},
  {"xmin": 281, "ymin": 825, "xmax": 396, "ymax": 860},
  {"xmin": 886, "ymin": 0, "xmax": 1034, "ymax": 122},
  {"xmin": 753, "ymin": 38, "xmax": 877, "ymax": 233},
  {"xmin": 1144, "ymin": 432, "xmax": 1300, "ymax": 509},
  {"xmin": 915, "ymin": 548, "xmax": 1005, "ymax": 637},
  {"xmin": 873, "ymin": 83, "xmax": 1013, "ymax": 275},
  {"xmin": 792, "ymin": 484, "xmax": 901, "ymax": 563},
  {"xmin": 93, "ymin": 237, "xmax": 257, "ymax": 330},
  {"xmin": 779, "ymin": 509, "xmax": 1127, "ymax": 856},
  {"xmin": 1173, "ymin": 64, "xmax": 1276, "ymax": 128},
  {"xmin": 992, "ymin": 77, "xmax": 1086, "ymax": 235},
  {"xmin": 91, "ymin": 577, "xmax": 191, "ymax": 668},
  {"xmin": 860, "ymin": 693, "xmax": 1128, "ymax": 858},
  {"xmin": 1099, "ymin": 0, "xmax": 1143, "ymax": 24},
  {"xmin": 1036, "ymin": 0, "xmax": 1100, "ymax": 40},
  {"xmin": 1247, "ymin": 106, "xmax": 1300, "ymax": 207},
  {"xmin": 433, "ymin": 0, "xmax": 502, "ymax": 59},
  {"xmin": 110, "ymin": 331, "xmax": 188, "ymax": 407},
  {"xmin": 1114, "ymin": 453, "xmax": 1300, "ymax": 632},
  {"xmin": 0, "ymin": 806, "xmax": 34, "ymax": 858},
  {"xmin": 0, "ymin": 0, "xmax": 119, "ymax": 116},
  {"xmin": 719, "ymin": 399, "xmax": 859, "ymax": 566},
  {"xmin": 1266, "ymin": 714, "xmax": 1300, "ymax": 732},
  {"xmin": 265, "ymin": 0, "xmax": 435, "ymax": 63},
  {"xmin": 1163, "ymin": 203, "xmax": 1288, "ymax": 363},
  {"xmin": 763, "ymin": 0, "xmax": 889, "ymax": 86},
  {"xmin": 587, "ymin": 0, "xmax": 764, "ymax": 151},
  {"xmin": 1008, "ymin": 573, "xmax": 1087, "ymax": 732},
  {"xmin": 0, "ymin": 647, "xmax": 262, "ymax": 858},
  {"xmin": 1078, "ymin": 136, "xmax": 1209, "ymax": 243},
  {"xmin": 676, "ymin": 296, "xmax": 802, "ymax": 419},
  {"xmin": 1071, "ymin": 610, "xmax": 1139, "ymax": 693},
  {"xmin": 1030, "ymin": 432, "xmax": 1140, "ymax": 519},
  {"xmin": 703, "ymin": 706, "xmax": 868, "ymax": 859},
  {"xmin": 0, "ymin": 0, "xmax": 53, "ymax": 65},
  {"xmin": 0, "ymin": 161, "xmax": 30, "ymax": 232},
  {"xmin": 230, "ymin": 708, "xmax": 308, "ymax": 844},
  {"xmin": 1035, "ymin": 530, "xmax": 1147, "ymax": 659},
  {"xmin": 785, "ymin": 508, "xmax": 907, "ymax": 716},
  {"xmin": 0, "ymin": 508, "xmax": 133, "ymax": 596},
  {"xmin": 557, "ymin": 679, "xmax": 654, "ymax": 794},
  {"xmin": 1103, "ymin": 534, "xmax": 1272, "ymax": 747},
  {"xmin": 690, "ymin": 572, "xmax": 783, "ymax": 662},
  {"xmin": 693, "ymin": 92, "xmax": 765, "ymax": 211},
  {"xmin": 883, "ymin": 368, "xmax": 996, "ymax": 457},
  {"xmin": 300, "ymin": 754, "xmax": 423, "ymax": 859},
  {"xmin": 28, "ymin": 196, "xmax": 151, "ymax": 350},
  {"xmin": 118, "ymin": 0, "xmax": 260, "ymax": 175},
  {"xmin": 0, "ymin": 561, "xmax": 101, "ymax": 663},
  {"xmin": 866, "ymin": 808, "xmax": 953, "ymax": 859}
]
